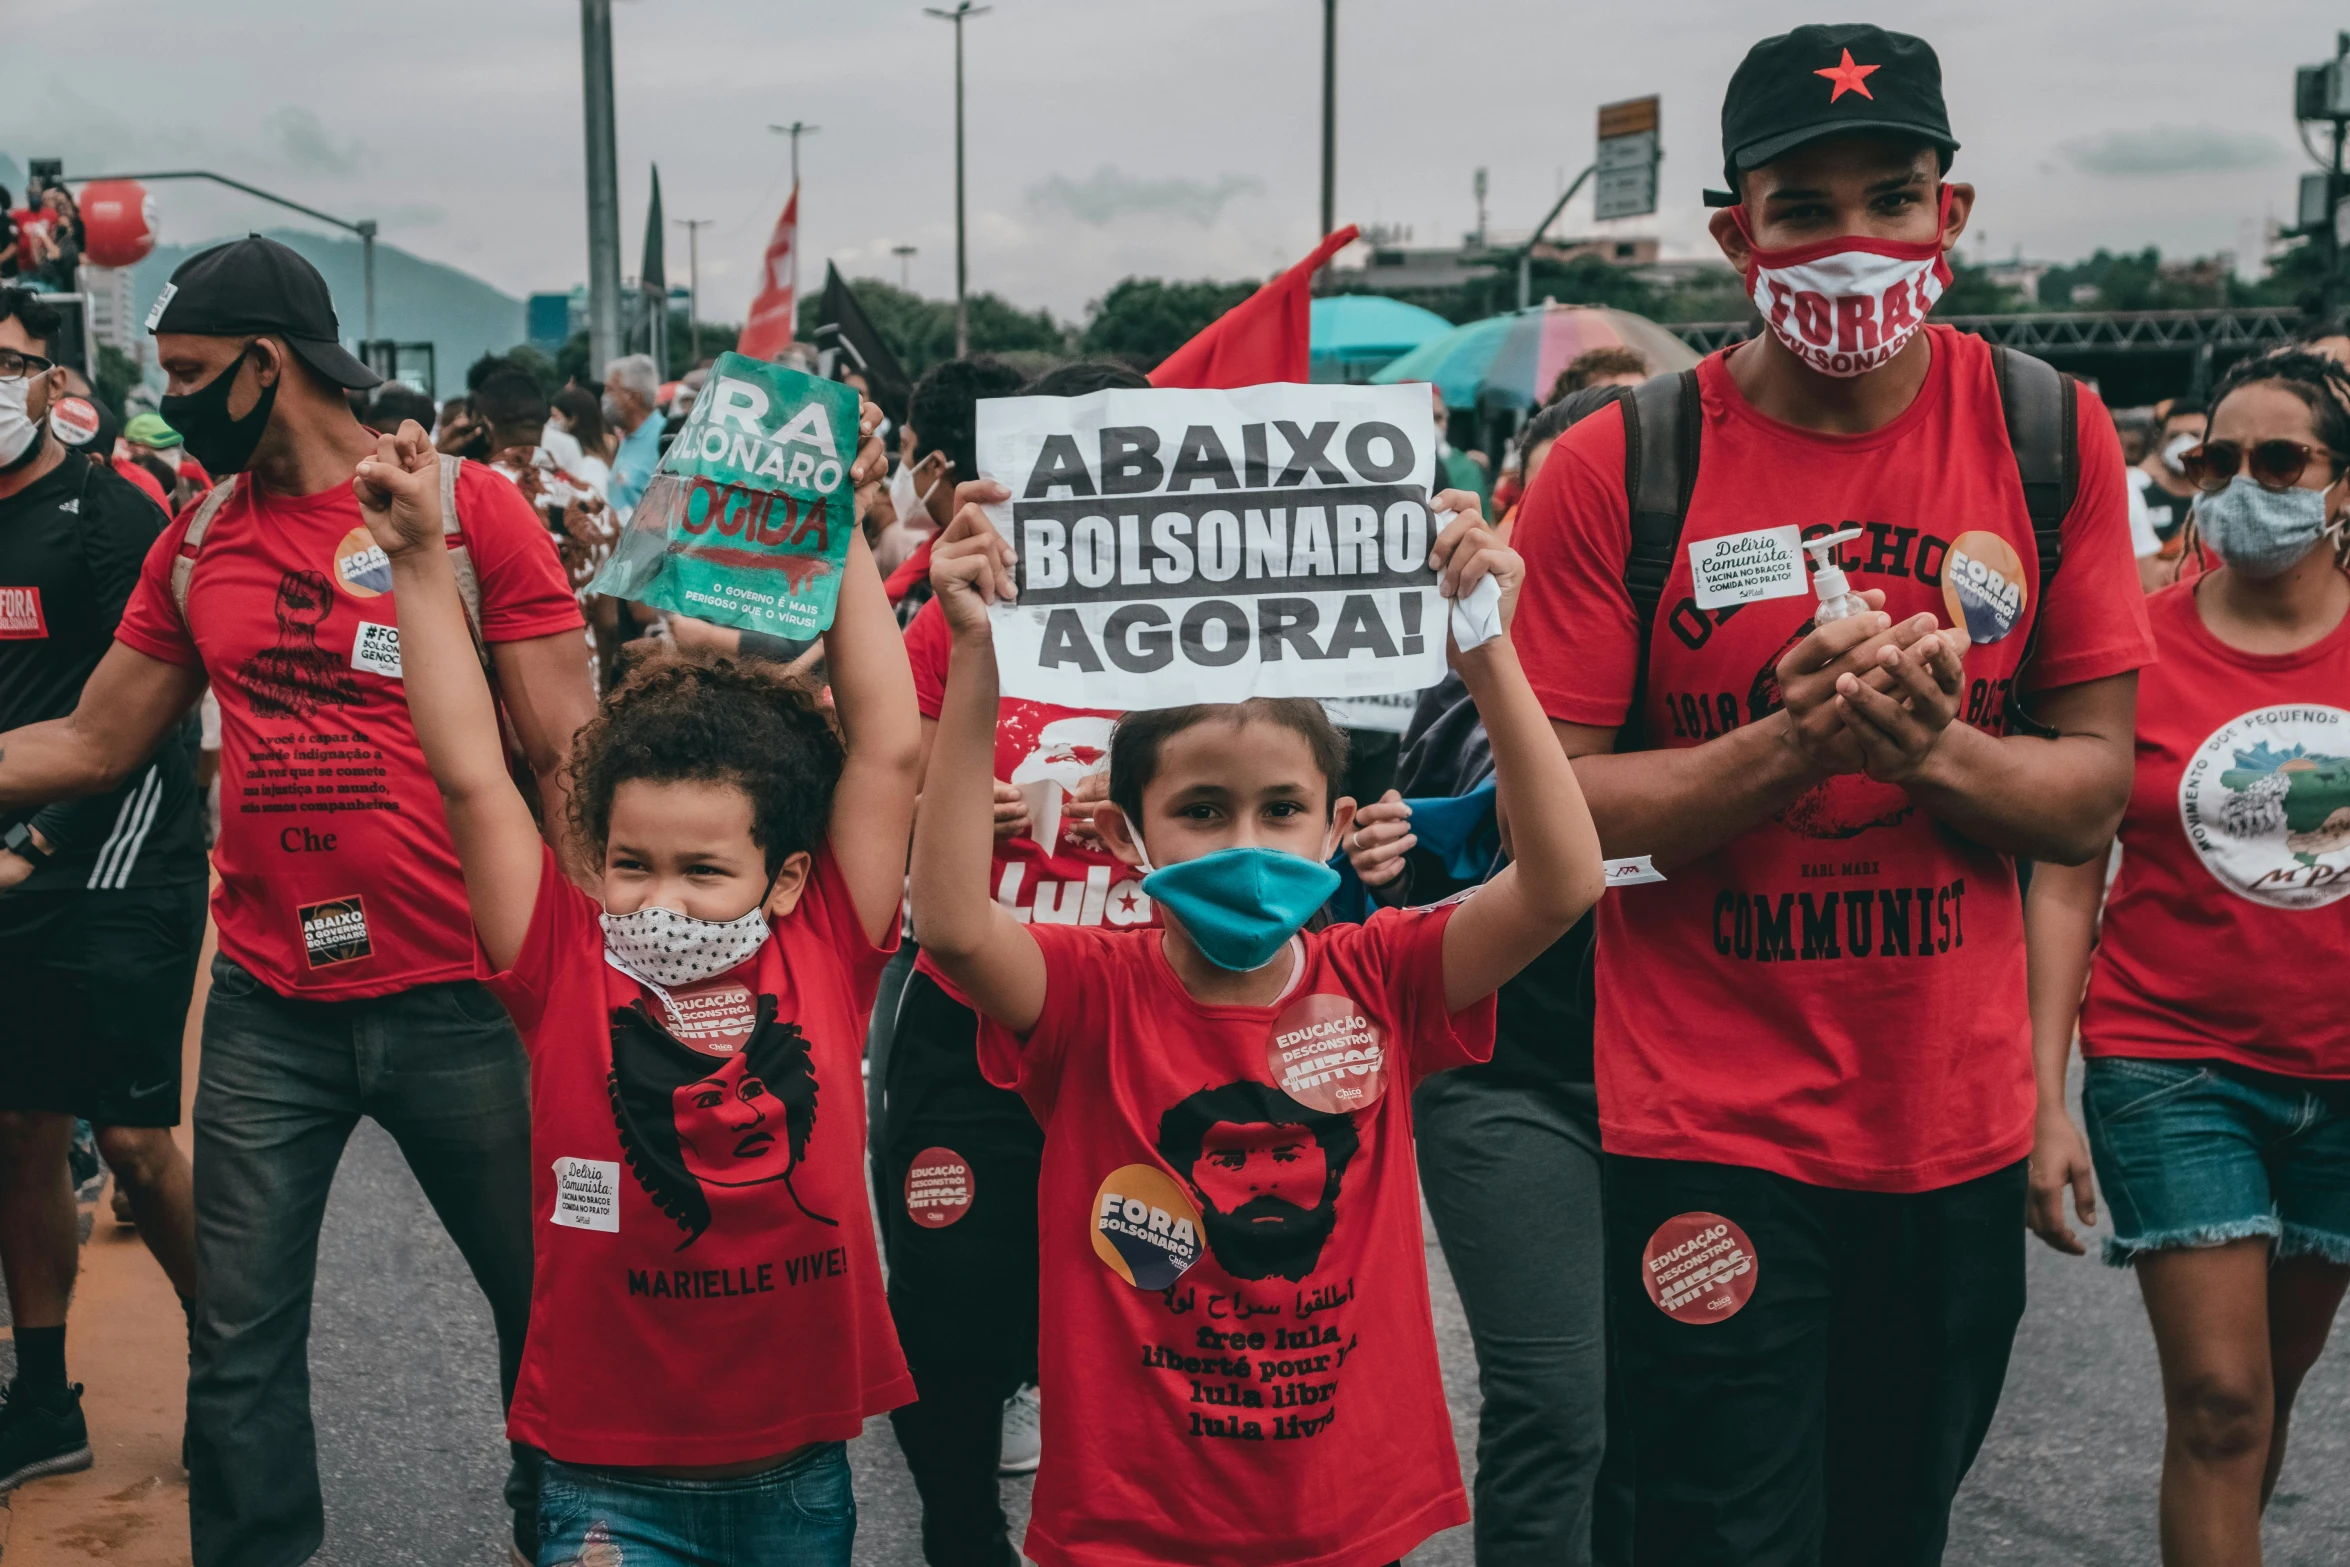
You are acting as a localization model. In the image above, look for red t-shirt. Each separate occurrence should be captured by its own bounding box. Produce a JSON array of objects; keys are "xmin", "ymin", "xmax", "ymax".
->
[
  {"xmin": 884, "ymin": 534, "xmax": 934, "ymax": 604},
  {"xmin": 480, "ymin": 844, "xmax": 914, "ymax": 1465},
  {"xmin": 904, "ymin": 598, "xmax": 1154, "ymax": 996},
  {"xmin": 114, "ymin": 463, "xmax": 582, "ymax": 1000},
  {"xmin": 2082, "ymin": 580, "xmax": 2350, "ymax": 1076},
  {"xmin": 1510, "ymin": 328, "xmax": 2154, "ymax": 1192},
  {"xmin": 112, "ymin": 456, "xmax": 168, "ymax": 508},
  {"xmin": 975, "ymin": 910, "xmax": 1494, "ymax": 1567}
]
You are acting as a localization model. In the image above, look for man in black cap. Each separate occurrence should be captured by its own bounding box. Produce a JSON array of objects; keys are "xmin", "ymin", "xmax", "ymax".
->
[
  {"xmin": 1508, "ymin": 24, "xmax": 2154, "ymax": 1563},
  {"xmin": 0, "ymin": 235, "xmax": 596, "ymax": 1566}
]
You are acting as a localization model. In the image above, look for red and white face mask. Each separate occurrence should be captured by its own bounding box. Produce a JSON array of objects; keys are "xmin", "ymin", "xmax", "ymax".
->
[{"xmin": 1730, "ymin": 188, "xmax": 1955, "ymax": 378}]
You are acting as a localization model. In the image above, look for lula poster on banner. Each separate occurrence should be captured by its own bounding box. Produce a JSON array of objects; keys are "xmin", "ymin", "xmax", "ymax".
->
[
  {"xmin": 588, "ymin": 352, "xmax": 860, "ymax": 639},
  {"xmin": 977, "ymin": 383, "xmax": 1446, "ymax": 711}
]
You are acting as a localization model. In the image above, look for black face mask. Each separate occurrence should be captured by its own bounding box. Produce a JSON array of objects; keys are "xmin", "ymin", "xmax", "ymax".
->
[{"xmin": 159, "ymin": 346, "xmax": 278, "ymax": 475}]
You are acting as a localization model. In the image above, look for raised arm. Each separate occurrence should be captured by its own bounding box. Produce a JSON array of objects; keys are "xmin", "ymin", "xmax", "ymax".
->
[
  {"xmin": 906, "ymin": 494, "xmax": 1047, "ymax": 1032},
  {"xmin": 356, "ymin": 423, "xmax": 545, "ymax": 970},
  {"xmin": 2023, "ymin": 851, "xmax": 2108, "ymax": 1254},
  {"xmin": 824, "ymin": 495, "xmax": 924, "ymax": 950},
  {"xmin": 0, "ymin": 643, "xmax": 205, "ymax": 815},
  {"xmin": 1427, "ymin": 504, "xmax": 1605, "ymax": 1013}
]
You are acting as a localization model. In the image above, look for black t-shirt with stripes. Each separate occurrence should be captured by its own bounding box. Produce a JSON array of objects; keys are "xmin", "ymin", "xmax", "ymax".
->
[{"xmin": 0, "ymin": 453, "xmax": 204, "ymax": 893}]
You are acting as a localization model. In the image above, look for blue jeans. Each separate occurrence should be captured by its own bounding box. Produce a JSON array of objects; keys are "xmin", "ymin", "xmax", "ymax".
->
[
  {"xmin": 538, "ymin": 1443, "xmax": 856, "ymax": 1567},
  {"xmin": 2083, "ymin": 1055, "xmax": 2350, "ymax": 1267},
  {"xmin": 186, "ymin": 955, "xmax": 539, "ymax": 1567}
]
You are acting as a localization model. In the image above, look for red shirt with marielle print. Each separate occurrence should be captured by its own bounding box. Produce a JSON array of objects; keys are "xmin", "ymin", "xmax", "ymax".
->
[
  {"xmin": 480, "ymin": 844, "xmax": 914, "ymax": 1465},
  {"xmin": 904, "ymin": 598, "xmax": 1155, "ymax": 988},
  {"xmin": 1510, "ymin": 326, "xmax": 2155, "ymax": 1192},
  {"xmin": 113, "ymin": 463, "xmax": 581, "ymax": 1000},
  {"xmin": 975, "ymin": 908, "xmax": 1494, "ymax": 1567},
  {"xmin": 2082, "ymin": 578, "xmax": 2350, "ymax": 1077}
]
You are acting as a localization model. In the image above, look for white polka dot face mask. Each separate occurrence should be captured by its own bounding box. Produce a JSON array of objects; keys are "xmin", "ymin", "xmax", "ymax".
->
[{"xmin": 601, "ymin": 902, "xmax": 771, "ymax": 992}]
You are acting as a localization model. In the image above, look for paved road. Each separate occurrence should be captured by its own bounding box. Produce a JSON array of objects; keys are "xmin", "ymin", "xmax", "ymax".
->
[{"xmin": 270, "ymin": 1099, "xmax": 2350, "ymax": 1567}]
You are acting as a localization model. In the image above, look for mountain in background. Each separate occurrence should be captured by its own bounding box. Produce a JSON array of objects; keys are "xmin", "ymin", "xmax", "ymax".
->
[{"xmin": 128, "ymin": 228, "xmax": 525, "ymax": 397}]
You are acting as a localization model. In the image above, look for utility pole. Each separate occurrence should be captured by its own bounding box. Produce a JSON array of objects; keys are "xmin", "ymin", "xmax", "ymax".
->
[
  {"xmin": 673, "ymin": 217, "xmax": 711, "ymax": 363},
  {"xmin": 925, "ymin": 2, "xmax": 990, "ymax": 355},
  {"xmin": 1320, "ymin": 1, "xmax": 1337, "ymax": 238},
  {"xmin": 892, "ymin": 243, "xmax": 919, "ymax": 291},
  {"xmin": 766, "ymin": 121, "xmax": 821, "ymax": 188},
  {"xmin": 579, "ymin": 0, "xmax": 623, "ymax": 376}
]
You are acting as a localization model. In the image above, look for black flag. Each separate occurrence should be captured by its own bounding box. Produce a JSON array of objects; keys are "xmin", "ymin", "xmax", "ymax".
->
[{"xmin": 812, "ymin": 263, "xmax": 911, "ymax": 429}]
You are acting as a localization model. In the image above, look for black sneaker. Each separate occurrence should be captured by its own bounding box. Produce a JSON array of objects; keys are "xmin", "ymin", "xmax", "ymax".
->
[{"xmin": 0, "ymin": 1380, "xmax": 92, "ymax": 1492}]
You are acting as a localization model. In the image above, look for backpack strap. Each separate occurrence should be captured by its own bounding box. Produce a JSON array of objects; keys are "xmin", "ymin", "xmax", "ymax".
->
[
  {"xmin": 1989, "ymin": 345, "xmax": 2078, "ymax": 738},
  {"xmin": 437, "ymin": 456, "xmax": 493, "ymax": 674},
  {"xmin": 1617, "ymin": 369, "xmax": 1703, "ymax": 751},
  {"xmin": 168, "ymin": 475, "xmax": 243, "ymax": 627}
]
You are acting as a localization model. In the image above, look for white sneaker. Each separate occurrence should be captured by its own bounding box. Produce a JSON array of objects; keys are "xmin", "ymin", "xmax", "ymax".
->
[{"xmin": 998, "ymin": 1383, "xmax": 1041, "ymax": 1475}]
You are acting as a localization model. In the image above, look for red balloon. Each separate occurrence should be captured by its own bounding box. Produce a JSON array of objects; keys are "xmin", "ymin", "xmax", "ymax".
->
[{"xmin": 77, "ymin": 180, "xmax": 156, "ymax": 269}]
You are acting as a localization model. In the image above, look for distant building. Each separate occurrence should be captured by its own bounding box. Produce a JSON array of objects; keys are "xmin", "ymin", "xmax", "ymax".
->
[
  {"xmin": 1332, "ymin": 227, "xmax": 1659, "ymax": 308},
  {"xmin": 78, "ymin": 265, "xmax": 140, "ymax": 360}
]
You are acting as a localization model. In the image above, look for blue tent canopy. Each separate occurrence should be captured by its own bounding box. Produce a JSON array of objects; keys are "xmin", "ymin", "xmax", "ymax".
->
[{"xmin": 1309, "ymin": 295, "xmax": 1455, "ymax": 381}]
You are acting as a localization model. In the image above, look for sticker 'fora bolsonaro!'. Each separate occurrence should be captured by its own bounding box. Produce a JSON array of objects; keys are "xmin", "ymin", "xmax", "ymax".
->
[
  {"xmin": 1941, "ymin": 530, "xmax": 2027, "ymax": 645},
  {"xmin": 1092, "ymin": 1163, "xmax": 1203, "ymax": 1289}
]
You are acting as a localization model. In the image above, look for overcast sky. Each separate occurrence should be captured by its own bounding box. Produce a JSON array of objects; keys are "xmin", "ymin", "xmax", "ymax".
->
[{"xmin": 6, "ymin": 1, "xmax": 2339, "ymax": 322}]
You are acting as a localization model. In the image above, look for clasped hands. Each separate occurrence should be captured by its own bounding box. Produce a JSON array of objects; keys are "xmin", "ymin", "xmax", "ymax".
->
[{"xmin": 1776, "ymin": 591, "xmax": 1971, "ymax": 785}]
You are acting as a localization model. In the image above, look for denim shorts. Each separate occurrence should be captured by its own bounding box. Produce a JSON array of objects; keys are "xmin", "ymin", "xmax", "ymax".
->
[
  {"xmin": 2082, "ymin": 1055, "xmax": 2350, "ymax": 1269},
  {"xmin": 537, "ymin": 1441, "xmax": 853, "ymax": 1567}
]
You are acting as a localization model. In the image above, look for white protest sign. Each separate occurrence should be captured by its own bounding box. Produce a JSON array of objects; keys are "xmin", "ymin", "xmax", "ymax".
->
[{"xmin": 978, "ymin": 383, "xmax": 1446, "ymax": 711}]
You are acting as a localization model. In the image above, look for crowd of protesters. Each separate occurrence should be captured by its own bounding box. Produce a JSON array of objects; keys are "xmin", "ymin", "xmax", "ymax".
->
[{"xmin": 1, "ymin": 20, "xmax": 2348, "ymax": 1567}]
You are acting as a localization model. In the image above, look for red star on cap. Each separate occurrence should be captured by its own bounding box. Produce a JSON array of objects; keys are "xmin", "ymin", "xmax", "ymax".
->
[{"xmin": 1814, "ymin": 48, "xmax": 1880, "ymax": 102}]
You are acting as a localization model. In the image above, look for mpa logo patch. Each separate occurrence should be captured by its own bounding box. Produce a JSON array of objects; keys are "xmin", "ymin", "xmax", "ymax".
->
[
  {"xmin": 0, "ymin": 585, "xmax": 47, "ymax": 640},
  {"xmin": 1092, "ymin": 1163, "xmax": 1202, "ymax": 1289},
  {"xmin": 1941, "ymin": 530, "xmax": 2027, "ymax": 645},
  {"xmin": 334, "ymin": 526, "xmax": 394, "ymax": 599},
  {"xmin": 297, "ymin": 895, "xmax": 373, "ymax": 967},
  {"xmin": 2179, "ymin": 704, "xmax": 2350, "ymax": 910}
]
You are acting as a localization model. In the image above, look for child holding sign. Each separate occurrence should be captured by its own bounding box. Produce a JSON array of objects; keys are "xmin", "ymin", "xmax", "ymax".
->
[
  {"xmin": 351, "ymin": 413, "xmax": 918, "ymax": 1567},
  {"xmin": 910, "ymin": 493, "xmax": 1604, "ymax": 1567}
]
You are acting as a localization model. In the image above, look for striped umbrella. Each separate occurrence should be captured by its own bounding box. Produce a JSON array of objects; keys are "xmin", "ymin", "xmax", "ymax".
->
[{"xmin": 1372, "ymin": 302, "xmax": 1700, "ymax": 412}]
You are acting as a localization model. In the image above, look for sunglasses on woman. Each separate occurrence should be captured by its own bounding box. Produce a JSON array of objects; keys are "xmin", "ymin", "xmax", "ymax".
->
[{"xmin": 2179, "ymin": 439, "xmax": 2342, "ymax": 493}]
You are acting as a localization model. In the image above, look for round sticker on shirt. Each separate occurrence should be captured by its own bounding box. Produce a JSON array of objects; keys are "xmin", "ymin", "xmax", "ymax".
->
[
  {"xmin": 1940, "ymin": 530, "xmax": 2027, "ymax": 645},
  {"xmin": 1266, "ymin": 993, "xmax": 1387, "ymax": 1114},
  {"xmin": 334, "ymin": 525, "xmax": 394, "ymax": 598},
  {"xmin": 904, "ymin": 1147, "xmax": 975, "ymax": 1229},
  {"xmin": 2179, "ymin": 703, "xmax": 2350, "ymax": 909},
  {"xmin": 49, "ymin": 396, "xmax": 101, "ymax": 448},
  {"xmin": 1091, "ymin": 1164, "xmax": 1202, "ymax": 1289},
  {"xmin": 1640, "ymin": 1211, "xmax": 1759, "ymax": 1325}
]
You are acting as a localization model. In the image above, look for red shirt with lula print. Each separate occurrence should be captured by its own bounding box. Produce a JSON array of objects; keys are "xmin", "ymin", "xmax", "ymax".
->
[
  {"xmin": 479, "ymin": 844, "xmax": 913, "ymax": 1466},
  {"xmin": 1508, "ymin": 326, "xmax": 2155, "ymax": 1193},
  {"xmin": 975, "ymin": 906, "xmax": 1494, "ymax": 1567},
  {"xmin": 904, "ymin": 596, "xmax": 1156, "ymax": 991}
]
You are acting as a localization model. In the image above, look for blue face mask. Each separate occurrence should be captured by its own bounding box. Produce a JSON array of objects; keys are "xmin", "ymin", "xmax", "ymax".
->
[
  {"xmin": 2195, "ymin": 474, "xmax": 2342, "ymax": 579},
  {"xmin": 1140, "ymin": 845, "xmax": 1341, "ymax": 973}
]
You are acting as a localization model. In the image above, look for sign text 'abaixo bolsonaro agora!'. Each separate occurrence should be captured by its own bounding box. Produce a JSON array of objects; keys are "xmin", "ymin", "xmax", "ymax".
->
[{"xmin": 976, "ymin": 383, "xmax": 1447, "ymax": 711}]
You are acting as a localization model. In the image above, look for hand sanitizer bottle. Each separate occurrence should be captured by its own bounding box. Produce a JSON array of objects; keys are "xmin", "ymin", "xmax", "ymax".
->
[{"xmin": 1800, "ymin": 528, "xmax": 1870, "ymax": 627}]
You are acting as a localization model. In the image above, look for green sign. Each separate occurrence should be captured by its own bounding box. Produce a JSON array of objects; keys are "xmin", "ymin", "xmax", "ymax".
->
[{"xmin": 589, "ymin": 352, "xmax": 861, "ymax": 639}]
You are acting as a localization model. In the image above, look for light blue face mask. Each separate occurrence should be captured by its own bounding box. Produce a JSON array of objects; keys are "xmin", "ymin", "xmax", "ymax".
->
[
  {"xmin": 1139, "ymin": 844, "xmax": 1342, "ymax": 973},
  {"xmin": 2195, "ymin": 474, "xmax": 2343, "ymax": 579}
]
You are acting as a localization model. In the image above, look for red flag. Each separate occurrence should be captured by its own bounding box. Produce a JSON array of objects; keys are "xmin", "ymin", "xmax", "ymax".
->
[
  {"xmin": 1148, "ymin": 225, "xmax": 1360, "ymax": 390},
  {"xmin": 739, "ymin": 185, "xmax": 800, "ymax": 361}
]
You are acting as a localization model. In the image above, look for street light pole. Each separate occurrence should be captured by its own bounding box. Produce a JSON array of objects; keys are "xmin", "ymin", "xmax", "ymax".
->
[
  {"xmin": 1320, "ymin": 0, "xmax": 1337, "ymax": 243},
  {"xmin": 76, "ymin": 170, "xmax": 381, "ymax": 340},
  {"xmin": 925, "ymin": 2, "xmax": 991, "ymax": 356},
  {"xmin": 579, "ymin": 0, "xmax": 624, "ymax": 377},
  {"xmin": 672, "ymin": 217, "xmax": 711, "ymax": 363},
  {"xmin": 765, "ymin": 122, "xmax": 821, "ymax": 188},
  {"xmin": 892, "ymin": 244, "xmax": 918, "ymax": 291}
]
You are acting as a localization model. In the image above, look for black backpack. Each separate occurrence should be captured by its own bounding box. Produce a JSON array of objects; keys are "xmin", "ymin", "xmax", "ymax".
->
[{"xmin": 1613, "ymin": 344, "xmax": 2080, "ymax": 746}]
